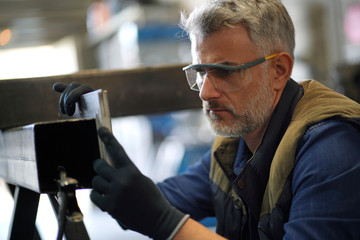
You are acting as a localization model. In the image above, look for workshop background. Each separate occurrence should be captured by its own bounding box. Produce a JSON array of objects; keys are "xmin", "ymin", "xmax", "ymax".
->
[{"xmin": 0, "ymin": 0, "xmax": 359, "ymax": 239}]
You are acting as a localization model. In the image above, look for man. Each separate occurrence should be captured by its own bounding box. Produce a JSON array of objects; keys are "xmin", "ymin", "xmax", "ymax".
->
[{"xmin": 54, "ymin": 0, "xmax": 360, "ymax": 239}]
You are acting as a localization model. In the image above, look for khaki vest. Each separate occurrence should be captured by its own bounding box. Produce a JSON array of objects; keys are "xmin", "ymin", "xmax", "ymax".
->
[
  {"xmin": 261, "ymin": 80, "xmax": 360, "ymax": 216},
  {"xmin": 210, "ymin": 80, "xmax": 360, "ymax": 238}
]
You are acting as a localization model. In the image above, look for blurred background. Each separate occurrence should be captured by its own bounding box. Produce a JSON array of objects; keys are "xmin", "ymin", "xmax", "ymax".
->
[{"xmin": 0, "ymin": 0, "xmax": 359, "ymax": 239}]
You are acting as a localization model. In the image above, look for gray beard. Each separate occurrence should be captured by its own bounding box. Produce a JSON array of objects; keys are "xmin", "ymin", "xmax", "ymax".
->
[{"xmin": 203, "ymin": 74, "xmax": 274, "ymax": 138}]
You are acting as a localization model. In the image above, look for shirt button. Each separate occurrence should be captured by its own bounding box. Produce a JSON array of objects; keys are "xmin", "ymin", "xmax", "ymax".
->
[
  {"xmin": 232, "ymin": 196, "xmax": 243, "ymax": 210},
  {"xmin": 237, "ymin": 179, "xmax": 245, "ymax": 189}
]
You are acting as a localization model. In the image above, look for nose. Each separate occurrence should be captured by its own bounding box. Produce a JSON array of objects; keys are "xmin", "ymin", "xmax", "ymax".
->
[{"xmin": 199, "ymin": 76, "xmax": 221, "ymax": 101}]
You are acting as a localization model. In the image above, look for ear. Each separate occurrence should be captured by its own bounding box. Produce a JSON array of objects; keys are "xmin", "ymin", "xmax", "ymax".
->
[{"xmin": 270, "ymin": 52, "xmax": 293, "ymax": 90}]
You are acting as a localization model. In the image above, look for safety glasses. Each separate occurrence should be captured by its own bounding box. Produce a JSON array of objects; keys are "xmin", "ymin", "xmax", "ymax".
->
[{"xmin": 183, "ymin": 54, "xmax": 278, "ymax": 92}]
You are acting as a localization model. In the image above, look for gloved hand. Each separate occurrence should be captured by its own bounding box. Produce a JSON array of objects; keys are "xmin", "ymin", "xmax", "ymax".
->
[
  {"xmin": 90, "ymin": 127, "xmax": 188, "ymax": 240},
  {"xmin": 53, "ymin": 82, "xmax": 94, "ymax": 116}
]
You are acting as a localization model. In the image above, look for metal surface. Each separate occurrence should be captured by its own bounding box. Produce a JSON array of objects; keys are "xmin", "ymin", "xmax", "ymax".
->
[
  {"xmin": 0, "ymin": 118, "xmax": 100, "ymax": 193},
  {"xmin": 1, "ymin": 77, "xmax": 112, "ymax": 239},
  {"xmin": 0, "ymin": 63, "xmax": 200, "ymax": 130},
  {"xmin": 0, "ymin": 89, "xmax": 112, "ymax": 193}
]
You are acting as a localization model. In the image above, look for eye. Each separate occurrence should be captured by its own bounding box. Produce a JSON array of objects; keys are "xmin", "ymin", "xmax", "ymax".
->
[
  {"xmin": 211, "ymin": 68, "xmax": 235, "ymax": 78},
  {"xmin": 194, "ymin": 67, "xmax": 207, "ymax": 77}
]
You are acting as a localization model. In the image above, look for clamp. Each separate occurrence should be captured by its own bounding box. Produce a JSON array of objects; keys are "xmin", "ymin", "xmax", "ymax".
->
[{"xmin": 56, "ymin": 167, "xmax": 84, "ymax": 240}]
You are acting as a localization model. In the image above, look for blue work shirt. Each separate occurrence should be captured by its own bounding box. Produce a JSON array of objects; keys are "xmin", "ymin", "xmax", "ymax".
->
[{"xmin": 158, "ymin": 119, "xmax": 360, "ymax": 239}]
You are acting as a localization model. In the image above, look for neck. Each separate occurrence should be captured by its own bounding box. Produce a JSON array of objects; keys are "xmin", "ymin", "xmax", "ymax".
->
[{"xmin": 242, "ymin": 117, "xmax": 270, "ymax": 153}]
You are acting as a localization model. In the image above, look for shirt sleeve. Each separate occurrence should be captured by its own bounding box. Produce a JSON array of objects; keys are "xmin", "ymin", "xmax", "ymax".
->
[
  {"xmin": 284, "ymin": 119, "xmax": 360, "ymax": 239},
  {"xmin": 157, "ymin": 150, "xmax": 215, "ymax": 221}
]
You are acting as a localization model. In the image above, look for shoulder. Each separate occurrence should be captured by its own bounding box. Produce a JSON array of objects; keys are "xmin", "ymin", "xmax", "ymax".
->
[
  {"xmin": 292, "ymin": 117, "xmax": 360, "ymax": 200},
  {"xmin": 293, "ymin": 118, "xmax": 360, "ymax": 198},
  {"xmin": 285, "ymin": 119, "xmax": 360, "ymax": 238},
  {"xmin": 296, "ymin": 118, "xmax": 360, "ymax": 166}
]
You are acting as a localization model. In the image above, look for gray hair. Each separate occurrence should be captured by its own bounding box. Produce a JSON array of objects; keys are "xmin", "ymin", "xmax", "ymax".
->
[{"xmin": 180, "ymin": 0, "xmax": 295, "ymax": 58}]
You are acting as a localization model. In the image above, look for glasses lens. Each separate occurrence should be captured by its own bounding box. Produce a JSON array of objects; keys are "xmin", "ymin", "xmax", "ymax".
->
[
  {"xmin": 185, "ymin": 68, "xmax": 201, "ymax": 91},
  {"xmin": 184, "ymin": 65, "xmax": 249, "ymax": 92},
  {"xmin": 210, "ymin": 68, "xmax": 234, "ymax": 79}
]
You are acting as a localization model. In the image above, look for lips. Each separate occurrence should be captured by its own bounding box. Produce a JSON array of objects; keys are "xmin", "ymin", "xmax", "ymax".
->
[
  {"xmin": 209, "ymin": 107, "xmax": 228, "ymax": 113},
  {"xmin": 204, "ymin": 101, "xmax": 231, "ymax": 115}
]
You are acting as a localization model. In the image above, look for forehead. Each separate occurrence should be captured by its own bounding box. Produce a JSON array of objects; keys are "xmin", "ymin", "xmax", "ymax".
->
[{"xmin": 191, "ymin": 25, "xmax": 258, "ymax": 64}]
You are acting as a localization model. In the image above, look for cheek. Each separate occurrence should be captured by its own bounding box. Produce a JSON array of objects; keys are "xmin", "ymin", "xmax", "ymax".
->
[
  {"xmin": 224, "ymin": 69, "xmax": 268, "ymax": 110},
  {"xmin": 225, "ymin": 91, "xmax": 248, "ymax": 112}
]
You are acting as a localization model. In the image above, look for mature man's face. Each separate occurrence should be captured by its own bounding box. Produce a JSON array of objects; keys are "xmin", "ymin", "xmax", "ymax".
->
[{"xmin": 192, "ymin": 25, "xmax": 275, "ymax": 138}]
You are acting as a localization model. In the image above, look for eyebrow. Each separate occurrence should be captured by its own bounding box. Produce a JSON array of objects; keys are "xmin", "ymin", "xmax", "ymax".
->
[{"xmin": 217, "ymin": 61, "xmax": 241, "ymax": 66}]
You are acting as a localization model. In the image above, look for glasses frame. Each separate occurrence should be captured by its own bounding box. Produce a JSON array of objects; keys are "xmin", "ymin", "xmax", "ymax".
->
[{"xmin": 183, "ymin": 53, "xmax": 278, "ymax": 91}]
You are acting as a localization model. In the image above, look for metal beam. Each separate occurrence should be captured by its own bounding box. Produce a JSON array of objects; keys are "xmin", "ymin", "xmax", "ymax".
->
[
  {"xmin": 0, "ymin": 90, "xmax": 111, "ymax": 193},
  {"xmin": 0, "ymin": 63, "xmax": 200, "ymax": 130},
  {"xmin": 0, "ymin": 118, "xmax": 100, "ymax": 193}
]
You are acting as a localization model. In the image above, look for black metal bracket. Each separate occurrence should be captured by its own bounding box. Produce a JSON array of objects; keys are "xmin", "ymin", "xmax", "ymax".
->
[
  {"xmin": 7, "ymin": 168, "xmax": 91, "ymax": 240},
  {"xmin": 52, "ymin": 167, "xmax": 89, "ymax": 240},
  {"xmin": 8, "ymin": 185, "xmax": 41, "ymax": 240}
]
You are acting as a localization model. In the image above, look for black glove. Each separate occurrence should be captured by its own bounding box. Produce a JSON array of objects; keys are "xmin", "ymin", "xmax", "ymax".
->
[
  {"xmin": 90, "ymin": 127, "xmax": 188, "ymax": 240},
  {"xmin": 53, "ymin": 82, "xmax": 94, "ymax": 116}
]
